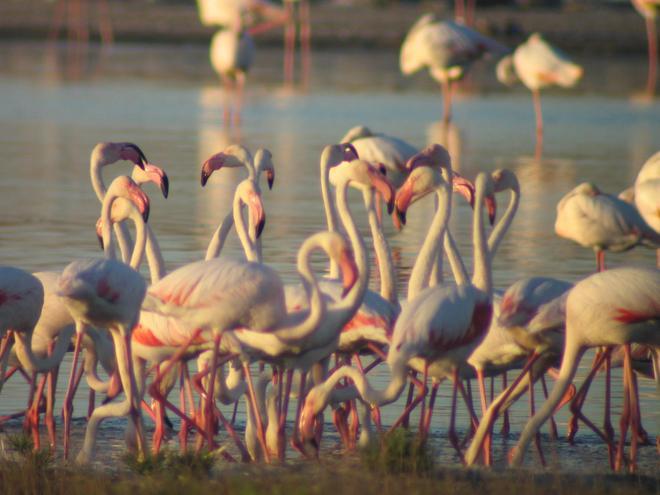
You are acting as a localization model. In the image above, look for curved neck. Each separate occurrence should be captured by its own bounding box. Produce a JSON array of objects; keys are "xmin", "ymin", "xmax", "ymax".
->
[
  {"xmin": 13, "ymin": 329, "xmax": 72, "ymax": 374},
  {"xmin": 90, "ymin": 156, "xmax": 107, "ymax": 203},
  {"xmin": 487, "ymin": 185, "xmax": 520, "ymax": 259},
  {"xmin": 233, "ymin": 193, "xmax": 259, "ymax": 262},
  {"xmin": 127, "ymin": 209, "xmax": 147, "ymax": 270},
  {"xmin": 444, "ymin": 228, "xmax": 469, "ymax": 286},
  {"xmin": 320, "ymin": 150, "xmax": 340, "ymax": 278},
  {"xmin": 407, "ymin": 185, "xmax": 452, "ymax": 301},
  {"xmin": 365, "ymin": 190, "xmax": 397, "ymax": 305},
  {"xmin": 270, "ymin": 238, "xmax": 325, "ymax": 342},
  {"xmin": 334, "ymin": 181, "xmax": 368, "ymax": 314},
  {"xmin": 145, "ymin": 224, "xmax": 166, "ymax": 283},
  {"xmin": 471, "ymin": 178, "xmax": 492, "ymax": 296},
  {"xmin": 205, "ymin": 211, "xmax": 234, "ymax": 261}
]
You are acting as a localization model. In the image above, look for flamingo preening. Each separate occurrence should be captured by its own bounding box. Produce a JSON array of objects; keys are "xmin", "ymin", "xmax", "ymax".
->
[
  {"xmin": 400, "ymin": 14, "xmax": 508, "ymax": 124},
  {"xmin": 496, "ymin": 33, "xmax": 582, "ymax": 157},
  {"xmin": 508, "ymin": 266, "xmax": 660, "ymax": 472}
]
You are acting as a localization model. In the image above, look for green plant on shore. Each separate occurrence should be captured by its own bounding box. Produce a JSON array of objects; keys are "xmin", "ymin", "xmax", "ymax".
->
[
  {"xmin": 361, "ymin": 428, "xmax": 434, "ymax": 475},
  {"xmin": 123, "ymin": 448, "xmax": 216, "ymax": 477},
  {"xmin": 3, "ymin": 432, "xmax": 54, "ymax": 471}
]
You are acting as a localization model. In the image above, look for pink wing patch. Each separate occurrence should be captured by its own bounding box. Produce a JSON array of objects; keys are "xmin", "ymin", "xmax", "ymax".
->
[
  {"xmin": 613, "ymin": 308, "xmax": 654, "ymax": 324},
  {"xmin": 341, "ymin": 313, "xmax": 389, "ymax": 334}
]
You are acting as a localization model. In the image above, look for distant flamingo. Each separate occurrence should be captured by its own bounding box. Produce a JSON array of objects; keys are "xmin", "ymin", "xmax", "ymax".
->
[
  {"xmin": 496, "ymin": 33, "xmax": 582, "ymax": 156},
  {"xmin": 454, "ymin": 0, "xmax": 476, "ymax": 26},
  {"xmin": 49, "ymin": 0, "xmax": 113, "ymax": 45},
  {"xmin": 57, "ymin": 175, "xmax": 151, "ymax": 463},
  {"xmin": 554, "ymin": 182, "xmax": 660, "ymax": 272},
  {"xmin": 509, "ymin": 266, "xmax": 660, "ymax": 472},
  {"xmin": 400, "ymin": 14, "xmax": 508, "ymax": 123},
  {"xmin": 209, "ymin": 20, "xmax": 255, "ymax": 126},
  {"xmin": 631, "ymin": 0, "xmax": 659, "ymax": 96}
]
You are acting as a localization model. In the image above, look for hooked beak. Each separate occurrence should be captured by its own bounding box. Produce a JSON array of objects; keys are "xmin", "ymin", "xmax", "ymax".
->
[
  {"xmin": 103, "ymin": 371, "xmax": 123, "ymax": 402},
  {"xmin": 200, "ymin": 153, "xmax": 223, "ymax": 187},
  {"xmin": 393, "ymin": 179, "xmax": 414, "ymax": 227},
  {"xmin": 452, "ymin": 172, "xmax": 475, "ymax": 209},
  {"xmin": 145, "ymin": 163, "xmax": 169, "ymax": 198},
  {"xmin": 120, "ymin": 143, "xmax": 147, "ymax": 169},
  {"xmin": 341, "ymin": 142, "xmax": 359, "ymax": 162},
  {"xmin": 486, "ymin": 195, "xmax": 497, "ymax": 226},
  {"xmin": 266, "ymin": 169, "xmax": 275, "ymax": 190},
  {"xmin": 95, "ymin": 217, "xmax": 104, "ymax": 249},
  {"xmin": 368, "ymin": 167, "xmax": 395, "ymax": 215},
  {"xmin": 339, "ymin": 248, "xmax": 358, "ymax": 297}
]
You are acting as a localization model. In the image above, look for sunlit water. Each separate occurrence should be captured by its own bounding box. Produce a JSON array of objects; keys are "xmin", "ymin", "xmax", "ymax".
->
[{"xmin": 0, "ymin": 40, "xmax": 658, "ymax": 473}]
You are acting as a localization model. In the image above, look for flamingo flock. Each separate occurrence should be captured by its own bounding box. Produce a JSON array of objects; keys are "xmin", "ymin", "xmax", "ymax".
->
[
  {"xmin": 0, "ymin": 1, "xmax": 658, "ymax": 479},
  {"xmin": 0, "ymin": 136, "xmax": 657, "ymax": 474}
]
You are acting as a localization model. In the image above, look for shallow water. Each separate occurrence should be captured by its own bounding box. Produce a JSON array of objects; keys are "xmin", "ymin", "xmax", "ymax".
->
[{"xmin": 0, "ymin": 40, "xmax": 658, "ymax": 472}]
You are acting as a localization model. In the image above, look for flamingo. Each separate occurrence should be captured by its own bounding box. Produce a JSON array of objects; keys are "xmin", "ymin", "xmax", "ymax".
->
[
  {"xmin": 554, "ymin": 182, "xmax": 660, "ymax": 272},
  {"xmin": 209, "ymin": 19, "xmax": 255, "ymax": 126},
  {"xmin": 57, "ymin": 175, "xmax": 151, "ymax": 463},
  {"xmin": 300, "ymin": 167, "xmax": 495, "ymax": 455},
  {"xmin": 400, "ymin": 14, "xmax": 508, "ymax": 123},
  {"xmin": 496, "ymin": 33, "xmax": 582, "ymax": 156},
  {"xmin": 339, "ymin": 125, "xmax": 418, "ymax": 188},
  {"xmin": 509, "ymin": 266, "xmax": 660, "ymax": 472},
  {"xmin": 633, "ymin": 150, "xmax": 660, "ymax": 265},
  {"xmin": 49, "ymin": 0, "xmax": 113, "ymax": 45},
  {"xmin": 631, "ymin": 0, "xmax": 659, "ymax": 96},
  {"xmin": 454, "ymin": 0, "xmax": 476, "ymax": 26}
]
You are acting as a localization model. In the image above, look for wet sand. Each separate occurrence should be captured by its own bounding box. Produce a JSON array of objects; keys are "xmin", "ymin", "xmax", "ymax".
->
[{"xmin": 0, "ymin": 1, "xmax": 652, "ymax": 53}]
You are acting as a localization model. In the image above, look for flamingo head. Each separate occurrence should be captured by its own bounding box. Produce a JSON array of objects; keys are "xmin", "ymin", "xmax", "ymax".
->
[
  {"xmin": 132, "ymin": 163, "xmax": 170, "ymax": 198},
  {"xmin": 298, "ymin": 385, "xmax": 327, "ymax": 449},
  {"xmin": 325, "ymin": 231, "xmax": 359, "ymax": 297},
  {"xmin": 451, "ymin": 172, "xmax": 476, "ymax": 209},
  {"xmin": 236, "ymin": 179, "xmax": 266, "ymax": 239},
  {"xmin": 405, "ymin": 143, "xmax": 451, "ymax": 173},
  {"xmin": 92, "ymin": 142, "xmax": 147, "ymax": 170},
  {"xmin": 340, "ymin": 142, "xmax": 359, "ymax": 161},
  {"xmin": 201, "ymin": 144, "xmax": 253, "ymax": 186},
  {"xmin": 255, "ymin": 148, "xmax": 275, "ymax": 190},
  {"xmin": 330, "ymin": 160, "xmax": 396, "ymax": 215},
  {"xmin": 394, "ymin": 166, "xmax": 445, "ymax": 228},
  {"xmin": 107, "ymin": 176, "xmax": 151, "ymax": 223}
]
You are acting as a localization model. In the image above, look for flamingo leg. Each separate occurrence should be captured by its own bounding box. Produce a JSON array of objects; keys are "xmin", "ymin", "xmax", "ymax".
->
[
  {"xmin": 645, "ymin": 17, "xmax": 657, "ymax": 97},
  {"xmin": 290, "ymin": 372, "xmax": 308, "ymax": 456},
  {"xmin": 596, "ymin": 250, "xmax": 606, "ymax": 273},
  {"xmin": 624, "ymin": 345, "xmax": 640, "ymax": 473},
  {"xmin": 299, "ymin": 0, "xmax": 311, "ymax": 87},
  {"xmin": 243, "ymin": 361, "xmax": 271, "ymax": 463},
  {"xmin": 283, "ymin": 1, "xmax": 295, "ymax": 85},
  {"xmin": 448, "ymin": 369, "xmax": 466, "ymax": 463},
  {"xmin": 532, "ymin": 89, "xmax": 543, "ymax": 155},
  {"xmin": 541, "ymin": 374, "xmax": 558, "ymax": 441},
  {"xmin": 421, "ymin": 381, "xmax": 439, "ymax": 443},
  {"xmin": 417, "ymin": 363, "xmax": 429, "ymax": 436},
  {"xmin": 476, "ymin": 369, "xmax": 488, "ymax": 417},
  {"xmin": 62, "ymin": 328, "xmax": 84, "ymax": 460},
  {"xmin": 441, "ymin": 79, "xmax": 453, "ymax": 124},
  {"xmin": 567, "ymin": 349, "xmax": 605, "ymax": 443},
  {"xmin": 97, "ymin": 0, "xmax": 114, "ymax": 45},
  {"xmin": 45, "ymin": 343, "xmax": 59, "ymax": 450},
  {"xmin": 500, "ymin": 372, "xmax": 510, "ymax": 437},
  {"xmin": 615, "ymin": 345, "xmax": 632, "ymax": 472},
  {"xmin": 528, "ymin": 368, "xmax": 546, "ymax": 466},
  {"xmin": 29, "ymin": 373, "xmax": 48, "ymax": 451}
]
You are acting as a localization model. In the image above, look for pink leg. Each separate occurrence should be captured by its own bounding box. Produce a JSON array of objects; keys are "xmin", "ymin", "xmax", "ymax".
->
[
  {"xmin": 421, "ymin": 382, "xmax": 439, "ymax": 443},
  {"xmin": 528, "ymin": 369, "xmax": 546, "ymax": 466},
  {"xmin": 28, "ymin": 373, "xmax": 48, "ymax": 451},
  {"xmin": 645, "ymin": 18, "xmax": 657, "ymax": 97},
  {"xmin": 97, "ymin": 0, "xmax": 114, "ymax": 44},
  {"xmin": 45, "ymin": 343, "xmax": 58, "ymax": 450},
  {"xmin": 283, "ymin": 1, "xmax": 295, "ymax": 85},
  {"xmin": 417, "ymin": 363, "xmax": 429, "ymax": 436},
  {"xmin": 541, "ymin": 374, "xmax": 559, "ymax": 441},
  {"xmin": 615, "ymin": 346, "xmax": 632, "ymax": 472},
  {"xmin": 290, "ymin": 372, "xmax": 308, "ymax": 456},
  {"xmin": 62, "ymin": 329, "xmax": 84, "ymax": 460},
  {"xmin": 441, "ymin": 79, "xmax": 453, "ymax": 124},
  {"xmin": 243, "ymin": 361, "xmax": 270, "ymax": 462},
  {"xmin": 532, "ymin": 89, "xmax": 543, "ymax": 156},
  {"xmin": 500, "ymin": 372, "xmax": 510, "ymax": 437},
  {"xmin": 448, "ymin": 370, "xmax": 465, "ymax": 463},
  {"xmin": 299, "ymin": 0, "xmax": 311, "ymax": 87},
  {"xmin": 476, "ymin": 369, "xmax": 488, "ymax": 417},
  {"xmin": 596, "ymin": 250, "xmax": 606, "ymax": 273}
]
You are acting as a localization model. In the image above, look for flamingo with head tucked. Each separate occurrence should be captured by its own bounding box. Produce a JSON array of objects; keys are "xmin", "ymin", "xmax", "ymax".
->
[
  {"xmin": 400, "ymin": 14, "xmax": 508, "ymax": 123},
  {"xmin": 554, "ymin": 182, "xmax": 660, "ymax": 272}
]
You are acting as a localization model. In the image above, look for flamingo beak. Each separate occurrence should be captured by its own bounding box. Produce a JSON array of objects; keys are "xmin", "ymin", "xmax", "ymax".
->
[
  {"xmin": 248, "ymin": 191, "xmax": 266, "ymax": 239},
  {"xmin": 95, "ymin": 217, "xmax": 104, "ymax": 249},
  {"xmin": 299, "ymin": 403, "xmax": 316, "ymax": 444},
  {"xmin": 120, "ymin": 143, "xmax": 147, "ymax": 169},
  {"xmin": 145, "ymin": 163, "xmax": 169, "ymax": 198},
  {"xmin": 341, "ymin": 142, "xmax": 359, "ymax": 161},
  {"xmin": 405, "ymin": 153, "xmax": 430, "ymax": 172},
  {"xmin": 368, "ymin": 168, "xmax": 395, "ymax": 215},
  {"xmin": 394, "ymin": 179, "xmax": 414, "ymax": 227},
  {"xmin": 201, "ymin": 153, "xmax": 223, "ymax": 187},
  {"xmin": 103, "ymin": 371, "xmax": 123, "ymax": 402},
  {"xmin": 452, "ymin": 173, "xmax": 475, "ymax": 208},
  {"xmin": 486, "ymin": 195, "xmax": 497, "ymax": 226},
  {"xmin": 266, "ymin": 169, "xmax": 275, "ymax": 190},
  {"xmin": 339, "ymin": 248, "xmax": 358, "ymax": 297},
  {"xmin": 377, "ymin": 163, "xmax": 387, "ymax": 176}
]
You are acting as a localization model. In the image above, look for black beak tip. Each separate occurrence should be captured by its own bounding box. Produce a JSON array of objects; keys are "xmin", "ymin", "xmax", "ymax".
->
[
  {"xmin": 256, "ymin": 218, "xmax": 266, "ymax": 238},
  {"xmin": 201, "ymin": 172, "xmax": 208, "ymax": 187},
  {"xmin": 97, "ymin": 234, "xmax": 104, "ymax": 250},
  {"xmin": 396, "ymin": 208, "xmax": 407, "ymax": 226},
  {"xmin": 387, "ymin": 200, "xmax": 394, "ymax": 215},
  {"xmin": 268, "ymin": 177, "xmax": 274, "ymax": 190},
  {"xmin": 142, "ymin": 205, "xmax": 150, "ymax": 223},
  {"xmin": 161, "ymin": 174, "xmax": 170, "ymax": 198}
]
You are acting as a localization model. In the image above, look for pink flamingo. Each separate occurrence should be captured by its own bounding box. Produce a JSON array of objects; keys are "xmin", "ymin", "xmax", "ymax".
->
[
  {"xmin": 496, "ymin": 33, "xmax": 582, "ymax": 156},
  {"xmin": 631, "ymin": 0, "xmax": 659, "ymax": 96},
  {"xmin": 400, "ymin": 14, "xmax": 508, "ymax": 123},
  {"xmin": 509, "ymin": 266, "xmax": 660, "ymax": 472},
  {"xmin": 57, "ymin": 175, "xmax": 151, "ymax": 463},
  {"xmin": 554, "ymin": 182, "xmax": 660, "ymax": 272},
  {"xmin": 300, "ymin": 167, "xmax": 495, "ymax": 456}
]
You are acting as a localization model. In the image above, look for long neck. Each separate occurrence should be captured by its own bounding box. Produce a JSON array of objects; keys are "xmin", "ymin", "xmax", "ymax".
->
[
  {"xmin": 320, "ymin": 151, "xmax": 340, "ymax": 278},
  {"xmin": 471, "ymin": 179, "xmax": 492, "ymax": 297},
  {"xmin": 13, "ymin": 329, "xmax": 73, "ymax": 373},
  {"xmin": 487, "ymin": 185, "xmax": 520, "ymax": 259},
  {"xmin": 128, "ymin": 209, "xmax": 147, "ymax": 270},
  {"xmin": 444, "ymin": 228, "xmax": 469, "ymax": 286},
  {"xmin": 511, "ymin": 341, "xmax": 585, "ymax": 466},
  {"xmin": 145, "ymin": 224, "xmax": 166, "ymax": 283},
  {"xmin": 316, "ymin": 355, "xmax": 408, "ymax": 412},
  {"xmin": 270, "ymin": 239, "xmax": 325, "ymax": 343},
  {"xmin": 205, "ymin": 211, "xmax": 234, "ymax": 261},
  {"xmin": 334, "ymin": 181, "xmax": 368, "ymax": 314},
  {"xmin": 407, "ymin": 185, "xmax": 451, "ymax": 301},
  {"xmin": 233, "ymin": 195, "xmax": 259, "ymax": 262},
  {"xmin": 365, "ymin": 190, "xmax": 397, "ymax": 305}
]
